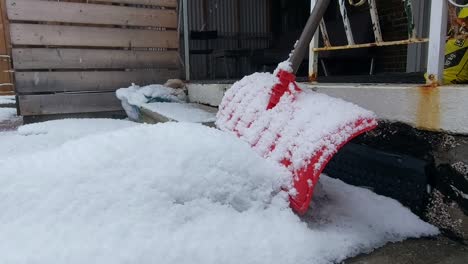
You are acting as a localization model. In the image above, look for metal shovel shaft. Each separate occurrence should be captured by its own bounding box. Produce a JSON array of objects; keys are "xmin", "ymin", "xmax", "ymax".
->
[{"xmin": 289, "ymin": 0, "xmax": 332, "ymax": 74}]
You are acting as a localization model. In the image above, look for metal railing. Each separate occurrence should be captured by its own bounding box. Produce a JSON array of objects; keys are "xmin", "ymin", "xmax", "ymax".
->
[{"xmin": 308, "ymin": 0, "xmax": 444, "ymax": 84}]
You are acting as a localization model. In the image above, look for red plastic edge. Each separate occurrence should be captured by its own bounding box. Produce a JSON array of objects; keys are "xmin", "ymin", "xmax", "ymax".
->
[
  {"xmin": 289, "ymin": 119, "xmax": 378, "ymax": 215},
  {"xmin": 265, "ymin": 70, "xmax": 379, "ymax": 215}
]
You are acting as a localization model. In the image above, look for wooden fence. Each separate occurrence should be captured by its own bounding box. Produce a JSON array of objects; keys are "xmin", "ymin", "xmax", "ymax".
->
[{"xmin": 5, "ymin": 0, "xmax": 180, "ymax": 117}]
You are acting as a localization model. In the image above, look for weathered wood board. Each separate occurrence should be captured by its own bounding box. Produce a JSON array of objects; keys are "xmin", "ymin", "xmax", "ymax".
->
[
  {"xmin": 15, "ymin": 69, "xmax": 180, "ymax": 93},
  {"xmin": 96, "ymin": 0, "xmax": 177, "ymax": 8},
  {"xmin": 18, "ymin": 92, "xmax": 123, "ymax": 115},
  {"xmin": 12, "ymin": 49, "xmax": 179, "ymax": 70},
  {"xmin": 0, "ymin": 0, "xmax": 12, "ymax": 94},
  {"xmin": 10, "ymin": 24, "xmax": 178, "ymax": 48},
  {"xmin": 7, "ymin": 0, "xmax": 177, "ymax": 28}
]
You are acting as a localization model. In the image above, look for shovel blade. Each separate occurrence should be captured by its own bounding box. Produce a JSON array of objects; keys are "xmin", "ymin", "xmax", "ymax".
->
[{"xmin": 216, "ymin": 72, "xmax": 377, "ymax": 214}]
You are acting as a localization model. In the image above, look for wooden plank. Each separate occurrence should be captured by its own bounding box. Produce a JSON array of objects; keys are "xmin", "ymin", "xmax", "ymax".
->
[
  {"xmin": 0, "ymin": 0, "xmax": 12, "ymax": 92},
  {"xmin": 182, "ymin": 0, "xmax": 189, "ymax": 80},
  {"xmin": 0, "ymin": 58, "xmax": 13, "ymax": 89},
  {"xmin": 10, "ymin": 24, "xmax": 178, "ymax": 48},
  {"xmin": 15, "ymin": 69, "xmax": 180, "ymax": 93},
  {"xmin": 95, "ymin": 0, "xmax": 177, "ymax": 8},
  {"xmin": 22, "ymin": 111, "xmax": 127, "ymax": 124},
  {"xmin": 18, "ymin": 92, "xmax": 123, "ymax": 115},
  {"xmin": 6, "ymin": 0, "xmax": 177, "ymax": 28},
  {"xmin": 12, "ymin": 48, "xmax": 180, "ymax": 69}
]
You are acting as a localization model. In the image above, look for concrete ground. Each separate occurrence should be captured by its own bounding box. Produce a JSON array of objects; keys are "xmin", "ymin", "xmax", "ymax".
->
[{"xmin": 346, "ymin": 236, "xmax": 468, "ymax": 264}]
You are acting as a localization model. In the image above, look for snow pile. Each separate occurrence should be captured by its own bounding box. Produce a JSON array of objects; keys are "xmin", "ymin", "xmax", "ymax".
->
[
  {"xmin": 0, "ymin": 95, "xmax": 15, "ymax": 105},
  {"xmin": 0, "ymin": 108, "xmax": 16, "ymax": 122},
  {"xmin": 0, "ymin": 120, "xmax": 438, "ymax": 264},
  {"xmin": 143, "ymin": 102, "xmax": 216, "ymax": 123},
  {"xmin": 116, "ymin": 84, "xmax": 215, "ymax": 124},
  {"xmin": 0, "ymin": 118, "xmax": 137, "ymax": 159},
  {"xmin": 217, "ymin": 72, "xmax": 377, "ymax": 172},
  {"xmin": 116, "ymin": 84, "xmax": 187, "ymax": 121},
  {"xmin": 303, "ymin": 176, "xmax": 438, "ymax": 257},
  {"xmin": 116, "ymin": 84, "xmax": 186, "ymax": 106}
]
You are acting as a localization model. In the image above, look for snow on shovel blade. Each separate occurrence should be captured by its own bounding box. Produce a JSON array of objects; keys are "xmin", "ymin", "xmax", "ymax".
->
[{"xmin": 216, "ymin": 70, "xmax": 377, "ymax": 215}]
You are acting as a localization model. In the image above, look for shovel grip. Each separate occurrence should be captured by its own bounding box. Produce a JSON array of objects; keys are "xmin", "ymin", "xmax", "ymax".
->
[{"xmin": 288, "ymin": 0, "xmax": 331, "ymax": 74}]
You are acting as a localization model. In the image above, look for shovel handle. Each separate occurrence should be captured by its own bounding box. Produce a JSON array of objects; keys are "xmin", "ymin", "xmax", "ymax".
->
[{"xmin": 288, "ymin": 0, "xmax": 332, "ymax": 74}]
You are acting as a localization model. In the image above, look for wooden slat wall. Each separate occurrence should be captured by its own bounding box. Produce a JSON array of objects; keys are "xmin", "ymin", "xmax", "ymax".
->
[{"xmin": 6, "ymin": 0, "xmax": 180, "ymax": 116}]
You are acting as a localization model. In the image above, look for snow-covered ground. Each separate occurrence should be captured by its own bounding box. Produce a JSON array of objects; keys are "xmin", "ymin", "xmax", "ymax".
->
[
  {"xmin": 0, "ymin": 119, "xmax": 136, "ymax": 158},
  {"xmin": 0, "ymin": 119, "xmax": 438, "ymax": 264},
  {"xmin": 0, "ymin": 108, "xmax": 16, "ymax": 122},
  {"xmin": 116, "ymin": 84, "xmax": 187, "ymax": 121},
  {"xmin": 143, "ymin": 102, "xmax": 216, "ymax": 123},
  {"xmin": 0, "ymin": 107, "xmax": 22, "ymax": 132},
  {"xmin": 0, "ymin": 96, "xmax": 20, "ymax": 130}
]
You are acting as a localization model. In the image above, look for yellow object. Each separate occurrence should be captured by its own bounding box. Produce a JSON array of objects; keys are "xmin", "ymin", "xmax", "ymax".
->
[
  {"xmin": 458, "ymin": 7, "xmax": 468, "ymax": 18},
  {"xmin": 443, "ymin": 38, "xmax": 468, "ymax": 84},
  {"xmin": 425, "ymin": 8, "xmax": 468, "ymax": 84}
]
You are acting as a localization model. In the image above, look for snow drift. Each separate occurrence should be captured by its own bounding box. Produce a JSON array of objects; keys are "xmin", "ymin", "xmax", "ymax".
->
[
  {"xmin": 0, "ymin": 120, "xmax": 438, "ymax": 264},
  {"xmin": 0, "ymin": 119, "xmax": 137, "ymax": 159}
]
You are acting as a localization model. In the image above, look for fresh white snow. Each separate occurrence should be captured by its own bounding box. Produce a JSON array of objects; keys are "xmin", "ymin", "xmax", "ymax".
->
[
  {"xmin": 116, "ymin": 84, "xmax": 187, "ymax": 106},
  {"xmin": 142, "ymin": 102, "xmax": 216, "ymax": 123},
  {"xmin": 0, "ymin": 119, "xmax": 438, "ymax": 264},
  {"xmin": 0, "ymin": 118, "xmax": 137, "ymax": 159},
  {"xmin": 274, "ymin": 60, "xmax": 293, "ymax": 75},
  {"xmin": 0, "ymin": 108, "xmax": 16, "ymax": 122},
  {"xmin": 116, "ymin": 84, "xmax": 187, "ymax": 121},
  {"xmin": 0, "ymin": 95, "xmax": 15, "ymax": 105}
]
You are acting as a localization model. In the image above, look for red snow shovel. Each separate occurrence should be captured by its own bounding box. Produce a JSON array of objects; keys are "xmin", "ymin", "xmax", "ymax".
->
[{"xmin": 216, "ymin": 0, "xmax": 377, "ymax": 215}]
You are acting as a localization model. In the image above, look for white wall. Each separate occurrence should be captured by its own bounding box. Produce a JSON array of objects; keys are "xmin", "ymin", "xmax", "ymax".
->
[{"xmin": 187, "ymin": 82, "xmax": 468, "ymax": 134}]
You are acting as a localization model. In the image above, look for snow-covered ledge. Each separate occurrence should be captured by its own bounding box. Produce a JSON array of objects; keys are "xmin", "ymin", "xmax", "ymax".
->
[{"xmin": 187, "ymin": 83, "xmax": 468, "ymax": 135}]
